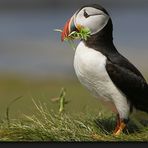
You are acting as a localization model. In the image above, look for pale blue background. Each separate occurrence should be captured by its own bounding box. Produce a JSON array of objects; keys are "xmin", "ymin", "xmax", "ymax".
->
[{"xmin": 0, "ymin": 0, "xmax": 147, "ymax": 80}]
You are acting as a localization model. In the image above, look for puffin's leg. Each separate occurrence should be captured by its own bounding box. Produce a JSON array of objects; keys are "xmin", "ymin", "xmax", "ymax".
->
[
  {"xmin": 113, "ymin": 114, "xmax": 120, "ymax": 134},
  {"xmin": 113, "ymin": 114, "xmax": 127, "ymax": 136}
]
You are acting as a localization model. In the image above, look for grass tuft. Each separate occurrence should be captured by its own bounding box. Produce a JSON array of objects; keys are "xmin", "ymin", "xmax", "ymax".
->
[
  {"xmin": 0, "ymin": 89, "xmax": 148, "ymax": 141},
  {"xmin": 54, "ymin": 27, "xmax": 91, "ymax": 50}
]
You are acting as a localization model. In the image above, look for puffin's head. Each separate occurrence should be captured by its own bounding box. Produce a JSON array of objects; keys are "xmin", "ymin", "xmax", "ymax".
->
[{"xmin": 61, "ymin": 4, "xmax": 111, "ymax": 41}]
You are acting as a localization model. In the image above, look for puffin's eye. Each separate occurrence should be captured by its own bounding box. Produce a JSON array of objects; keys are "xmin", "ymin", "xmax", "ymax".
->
[{"xmin": 84, "ymin": 10, "xmax": 89, "ymax": 18}]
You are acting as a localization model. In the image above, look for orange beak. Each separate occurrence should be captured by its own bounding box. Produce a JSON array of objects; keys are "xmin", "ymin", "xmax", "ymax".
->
[{"xmin": 61, "ymin": 16, "xmax": 77, "ymax": 41}]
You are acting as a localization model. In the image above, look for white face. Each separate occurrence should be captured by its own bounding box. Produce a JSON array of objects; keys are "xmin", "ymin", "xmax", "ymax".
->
[{"xmin": 74, "ymin": 7, "xmax": 110, "ymax": 35}]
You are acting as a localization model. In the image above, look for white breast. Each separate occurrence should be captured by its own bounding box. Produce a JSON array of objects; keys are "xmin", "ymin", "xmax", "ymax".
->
[{"xmin": 74, "ymin": 41, "xmax": 130, "ymax": 119}]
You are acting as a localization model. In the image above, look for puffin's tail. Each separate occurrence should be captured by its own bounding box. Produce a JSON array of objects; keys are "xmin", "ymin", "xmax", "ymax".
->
[
  {"xmin": 142, "ymin": 84, "xmax": 148, "ymax": 113},
  {"xmin": 145, "ymin": 83, "xmax": 148, "ymax": 98},
  {"xmin": 135, "ymin": 84, "xmax": 148, "ymax": 113},
  {"xmin": 131, "ymin": 85, "xmax": 148, "ymax": 126}
]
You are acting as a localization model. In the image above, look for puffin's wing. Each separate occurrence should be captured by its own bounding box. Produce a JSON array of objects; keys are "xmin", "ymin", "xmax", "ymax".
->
[{"xmin": 106, "ymin": 54, "xmax": 148, "ymax": 112}]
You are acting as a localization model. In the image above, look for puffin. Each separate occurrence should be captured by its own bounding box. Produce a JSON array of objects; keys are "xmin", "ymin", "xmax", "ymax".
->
[{"xmin": 61, "ymin": 4, "xmax": 148, "ymax": 135}]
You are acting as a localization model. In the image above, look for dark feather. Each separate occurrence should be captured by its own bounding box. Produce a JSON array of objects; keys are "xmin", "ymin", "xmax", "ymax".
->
[
  {"xmin": 106, "ymin": 52, "xmax": 148, "ymax": 113},
  {"xmin": 77, "ymin": 4, "xmax": 109, "ymax": 16}
]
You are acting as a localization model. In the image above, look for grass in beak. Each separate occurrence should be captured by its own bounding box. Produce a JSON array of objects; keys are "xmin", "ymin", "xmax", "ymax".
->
[
  {"xmin": 54, "ymin": 27, "xmax": 91, "ymax": 50},
  {"xmin": 68, "ymin": 27, "xmax": 91, "ymax": 41}
]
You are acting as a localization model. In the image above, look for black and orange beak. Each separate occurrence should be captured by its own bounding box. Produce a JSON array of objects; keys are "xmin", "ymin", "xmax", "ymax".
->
[{"xmin": 61, "ymin": 16, "xmax": 78, "ymax": 41}]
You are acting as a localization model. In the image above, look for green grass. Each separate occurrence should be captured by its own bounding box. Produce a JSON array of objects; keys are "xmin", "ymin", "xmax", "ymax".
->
[
  {"xmin": 0, "ymin": 99, "xmax": 148, "ymax": 141},
  {"xmin": 0, "ymin": 75, "xmax": 148, "ymax": 141}
]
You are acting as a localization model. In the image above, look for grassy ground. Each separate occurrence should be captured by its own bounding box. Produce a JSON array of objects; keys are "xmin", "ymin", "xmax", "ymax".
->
[
  {"xmin": 0, "ymin": 75, "xmax": 148, "ymax": 141},
  {"xmin": 0, "ymin": 101, "xmax": 148, "ymax": 141}
]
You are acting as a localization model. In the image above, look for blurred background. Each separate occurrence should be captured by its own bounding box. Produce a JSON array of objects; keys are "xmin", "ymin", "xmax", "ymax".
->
[{"xmin": 0, "ymin": 0, "xmax": 148, "ymax": 119}]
